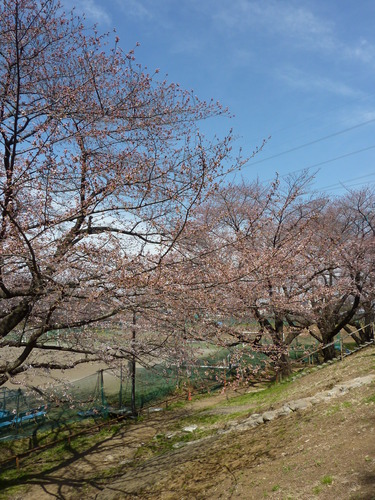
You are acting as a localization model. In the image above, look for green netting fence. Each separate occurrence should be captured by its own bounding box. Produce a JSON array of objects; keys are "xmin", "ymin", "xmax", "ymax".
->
[{"xmin": 0, "ymin": 354, "xmax": 234, "ymax": 441}]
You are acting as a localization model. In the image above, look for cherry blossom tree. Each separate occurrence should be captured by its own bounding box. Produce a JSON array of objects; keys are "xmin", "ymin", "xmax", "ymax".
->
[
  {"xmin": 0, "ymin": 0, "xmax": 242, "ymax": 385},
  {"xmin": 169, "ymin": 173, "xmax": 325, "ymax": 378},
  {"xmin": 216, "ymin": 173, "xmax": 328, "ymax": 375},
  {"xmin": 329, "ymin": 188, "xmax": 375, "ymax": 345},
  {"xmin": 252, "ymin": 187, "xmax": 374, "ymax": 362},
  {"xmin": 284, "ymin": 193, "xmax": 371, "ymax": 361}
]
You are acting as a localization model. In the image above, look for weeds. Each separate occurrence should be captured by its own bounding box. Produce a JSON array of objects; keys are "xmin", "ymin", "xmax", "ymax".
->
[{"xmin": 320, "ymin": 475, "xmax": 333, "ymax": 485}]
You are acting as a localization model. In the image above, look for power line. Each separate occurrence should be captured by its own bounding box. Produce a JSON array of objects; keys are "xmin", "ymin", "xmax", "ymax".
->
[
  {"xmin": 302, "ymin": 144, "xmax": 375, "ymax": 172},
  {"xmin": 317, "ymin": 176, "xmax": 375, "ymax": 193},
  {"xmin": 262, "ymin": 144, "xmax": 375, "ymax": 183},
  {"xmin": 319, "ymin": 172, "xmax": 375, "ymax": 190},
  {"xmin": 249, "ymin": 117, "xmax": 375, "ymax": 167}
]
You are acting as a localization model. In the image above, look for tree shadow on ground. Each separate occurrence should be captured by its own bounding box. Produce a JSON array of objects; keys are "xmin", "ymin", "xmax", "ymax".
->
[
  {"xmin": 0, "ymin": 428, "xmax": 130, "ymax": 499},
  {"xmin": 356, "ymin": 470, "xmax": 375, "ymax": 500}
]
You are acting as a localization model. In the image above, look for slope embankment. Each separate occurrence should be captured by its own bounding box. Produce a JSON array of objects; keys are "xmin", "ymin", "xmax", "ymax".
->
[{"xmin": 2, "ymin": 345, "xmax": 375, "ymax": 500}]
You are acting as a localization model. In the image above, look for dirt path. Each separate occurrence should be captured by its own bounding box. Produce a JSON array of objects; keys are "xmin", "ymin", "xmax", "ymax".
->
[{"xmin": 2, "ymin": 347, "xmax": 375, "ymax": 500}]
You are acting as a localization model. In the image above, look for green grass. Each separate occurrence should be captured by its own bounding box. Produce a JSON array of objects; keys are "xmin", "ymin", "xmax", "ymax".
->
[
  {"xmin": 221, "ymin": 379, "xmax": 292, "ymax": 410},
  {"xmin": 166, "ymin": 400, "xmax": 187, "ymax": 410},
  {"xmin": 178, "ymin": 412, "xmax": 223, "ymax": 426},
  {"xmin": 0, "ymin": 483, "xmax": 28, "ymax": 500},
  {"xmin": 320, "ymin": 475, "xmax": 333, "ymax": 485},
  {"xmin": 342, "ymin": 401, "xmax": 353, "ymax": 408},
  {"xmin": 282, "ymin": 464, "xmax": 293, "ymax": 473},
  {"xmin": 325, "ymin": 401, "xmax": 352, "ymax": 416}
]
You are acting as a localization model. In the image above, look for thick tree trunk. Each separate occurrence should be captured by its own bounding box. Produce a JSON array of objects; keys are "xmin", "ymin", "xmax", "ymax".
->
[
  {"xmin": 363, "ymin": 313, "xmax": 374, "ymax": 341},
  {"xmin": 322, "ymin": 342, "xmax": 336, "ymax": 362},
  {"xmin": 349, "ymin": 319, "xmax": 374, "ymax": 344},
  {"xmin": 276, "ymin": 352, "xmax": 292, "ymax": 380}
]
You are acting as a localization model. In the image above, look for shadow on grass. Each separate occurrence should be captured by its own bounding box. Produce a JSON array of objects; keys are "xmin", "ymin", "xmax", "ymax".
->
[{"xmin": 0, "ymin": 426, "xmax": 129, "ymax": 499}]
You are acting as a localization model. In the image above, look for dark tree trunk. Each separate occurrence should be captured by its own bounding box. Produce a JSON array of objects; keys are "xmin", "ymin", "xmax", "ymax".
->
[
  {"xmin": 131, "ymin": 311, "xmax": 137, "ymax": 416},
  {"xmin": 363, "ymin": 314, "xmax": 374, "ymax": 341},
  {"xmin": 276, "ymin": 351, "xmax": 292, "ymax": 380},
  {"xmin": 322, "ymin": 342, "xmax": 336, "ymax": 362},
  {"xmin": 349, "ymin": 319, "xmax": 374, "ymax": 344}
]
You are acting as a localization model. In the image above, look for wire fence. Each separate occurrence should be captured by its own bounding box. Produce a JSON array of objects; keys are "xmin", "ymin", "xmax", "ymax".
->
[
  {"xmin": 294, "ymin": 322, "xmax": 375, "ymax": 366},
  {"xmin": 0, "ymin": 362, "xmax": 232, "ymax": 472},
  {"xmin": 0, "ymin": 357, "xmax": 232, "ymax": 442}
]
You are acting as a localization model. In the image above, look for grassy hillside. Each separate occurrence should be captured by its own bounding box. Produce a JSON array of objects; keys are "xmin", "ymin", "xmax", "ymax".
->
[{"xmin": 1, "ymin": 345, "xmax": 375, "ymax": 499}]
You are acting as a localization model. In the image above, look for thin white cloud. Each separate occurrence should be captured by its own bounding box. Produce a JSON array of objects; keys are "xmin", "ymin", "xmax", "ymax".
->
[
  {"xmin": 345, "ymin": 38, "xmax": 375, "ymax": 64},
  {"xmin": 213, "ymin": 0, "xmax": 375, "ymax": 66},
  {"xmin": 336, "ymin": 107, "xmax": 375, "ymax": 128},
  {"xmin": 67, "ymin": 0, "xmax": 375, "ymax": 72},
  {"xmin": 277, "ymin": 67, "xmax": 364, "ymax": 98},
  {"xmin": 214, "ymin": 0, "xmax": 335, "ymax": 47},
  {"xmin": 230, "ymin": 47, "xmax": 255, "ymax": 66},
  {"xmin": 169, "ymin": 37, "xmax": 204, "ymax": 55},
  {"xmin": 64, "ymin": 0, "xmax": 112, "ymax": 25},
  {"xmin": 115, "ymin": 0, "xmax": 154, "ymax": 20}
]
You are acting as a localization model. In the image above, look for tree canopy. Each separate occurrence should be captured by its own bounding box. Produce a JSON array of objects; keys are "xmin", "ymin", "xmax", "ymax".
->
[{"xmin": 0, "ymin": 0, "xmax": 240, "ymax": 385}]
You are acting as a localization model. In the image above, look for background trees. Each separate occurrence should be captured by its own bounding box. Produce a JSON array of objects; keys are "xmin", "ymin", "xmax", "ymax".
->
[
  {"xmin": 183, "ymin": 175, "xmax": 314, "ymax": 369},
  {"xmin": 336, "ymin": 188, "xmax": 375, "ymax": 343},
  {"xmin": 182, "ymin": 176, "xmax": 375, "ymax": 373}
]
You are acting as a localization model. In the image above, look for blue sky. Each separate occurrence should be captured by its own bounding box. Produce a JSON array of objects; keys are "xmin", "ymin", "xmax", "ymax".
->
[{"xmin": 67, "ymin": 0, "xmax": 375, "ymax": 196}]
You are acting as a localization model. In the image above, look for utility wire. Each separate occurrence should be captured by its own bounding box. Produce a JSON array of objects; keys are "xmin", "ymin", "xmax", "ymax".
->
[
  {"xmin": 318, "ymin": 172, "xmax": 375, "ymax": 190},
  {"xmin": 295, "ymin": 144, "xmax": 375, "ymax": 174},
  {"xmin": 317, "ymin": 177, "xmax": 375, "ymax": 193},
  {"xmin": 250, "ymin": 117, "xmax": 375, "ymax": 167},
  {"xmin": 262, "ymin": 144, "xmax": 375, "ymax": 184}
]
